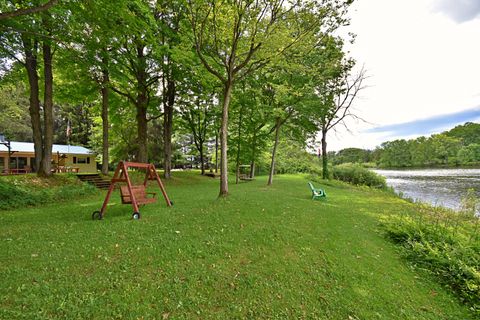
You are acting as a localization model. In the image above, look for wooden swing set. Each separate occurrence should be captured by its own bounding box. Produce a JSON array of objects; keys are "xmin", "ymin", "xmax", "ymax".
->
[{"xmin": 92, "ymin": 161, "xmax": 172, "ymax": 220}]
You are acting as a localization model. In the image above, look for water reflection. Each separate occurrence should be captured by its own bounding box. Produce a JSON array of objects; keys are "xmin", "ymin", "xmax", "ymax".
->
[{"xmin": 373, "ymin": 169, "xmax": 480, "ymax": 210}]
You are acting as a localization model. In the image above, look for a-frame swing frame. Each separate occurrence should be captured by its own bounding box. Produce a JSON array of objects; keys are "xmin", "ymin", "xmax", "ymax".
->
[{"xmin": 92, "ymin": 161, "xmax": 172, "ymax": 220}]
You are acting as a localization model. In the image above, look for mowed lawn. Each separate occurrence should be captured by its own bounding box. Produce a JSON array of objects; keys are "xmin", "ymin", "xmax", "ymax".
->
[{"xmin": 0, "ymin": 172, "xmax": 474, "ymax": 319}]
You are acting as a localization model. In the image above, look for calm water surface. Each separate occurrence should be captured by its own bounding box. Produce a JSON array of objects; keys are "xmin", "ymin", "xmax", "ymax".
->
[{"xmin": 373, "ymin": 168, "xmax": 480, "ymax": 210}]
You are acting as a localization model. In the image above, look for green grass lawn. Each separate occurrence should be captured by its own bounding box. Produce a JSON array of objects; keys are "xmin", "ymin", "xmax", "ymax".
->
[{"xmin": 0, "ymin": 172, "xmax": 475, "ymax": 319}]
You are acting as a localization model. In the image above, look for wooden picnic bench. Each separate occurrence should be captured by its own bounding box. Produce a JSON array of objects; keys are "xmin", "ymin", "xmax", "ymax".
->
[
  {"xmin": 205, "ymin": 172, "xmax": 220, "ymax": 178},
  {"xmin": 308, "ymin": 182, "xmax": 326, "ymax": 200},
  {"xmin": 239, "ymin": 173, "xmax": 254, "ymax": 181},
  {"xmin": 120, "ymin": 185, "xmax": 157, "ymax": 205}
]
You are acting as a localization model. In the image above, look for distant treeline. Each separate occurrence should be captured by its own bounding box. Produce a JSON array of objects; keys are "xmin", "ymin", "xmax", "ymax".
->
[{"xmin": 330, "ymin": 122, "xmax": 480, "ymax": 168}]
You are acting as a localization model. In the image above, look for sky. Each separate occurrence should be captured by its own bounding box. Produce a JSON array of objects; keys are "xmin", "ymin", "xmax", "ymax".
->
[{"xmin": 325, "ymin": 0, "xmax": 480, "ymax": 151}]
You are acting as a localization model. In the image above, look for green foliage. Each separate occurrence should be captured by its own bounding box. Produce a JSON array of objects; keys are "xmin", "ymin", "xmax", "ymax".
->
[
  {"xmin": 382, "ymin": 198, "xmax": 480, "ymax": 312},
  {"xmin": 0, "ymin": 83, "xmax": 32, "ymax": 141},
  {"xmin": 0, "ymin": 174, "xmax": 96, "ymax": 210},
  {"xmin": 376, "ymin": 124, "xmax": 480, "ymax": 168},
  {"xmin": 332, "ymin": 163, "xmax": 386, "ymax": 188},
  {"xmin": 446, "ymin": 122, "xmax": 480, "ymax": 146},
  {"xmin": 458, "ymin": 144, "xmax": 480, "ymax": 165},
  {"xmin": 268, "ymin": 139, "xmax": 322, "ymax": 175},
  {"xmin": 53, "ymin": 103, "xmax": 94, "ymax": 146},
  {"xmin": 332, "ymin": 147, "xmax": 373, "ymax": 165}
]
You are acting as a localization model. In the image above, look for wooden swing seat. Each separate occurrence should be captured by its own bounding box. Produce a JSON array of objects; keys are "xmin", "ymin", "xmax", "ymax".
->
[
  {"xmin": 120, "ymin": 185, "xmax": 157, "ymax": 205},
  {"xmin": 92, "ymin": 161, "xmax": 171, "ymax": 220}
]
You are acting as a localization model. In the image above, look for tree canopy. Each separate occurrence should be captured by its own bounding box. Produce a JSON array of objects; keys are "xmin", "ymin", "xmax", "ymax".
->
[{"xmin": 0, "ymin": 0, "xmax": 361, "ymax": 194}]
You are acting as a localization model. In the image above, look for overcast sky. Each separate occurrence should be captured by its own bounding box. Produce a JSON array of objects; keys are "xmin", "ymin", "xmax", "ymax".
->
[{"xmin": 325, "ymin": 0, "xmax": 480, "ymax": 151}]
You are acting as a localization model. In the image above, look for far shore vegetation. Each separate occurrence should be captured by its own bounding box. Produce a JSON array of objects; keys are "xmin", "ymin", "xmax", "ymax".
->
[{"xmin": 330, "ymin": 122, "xmax": 480, "ymax": 169}]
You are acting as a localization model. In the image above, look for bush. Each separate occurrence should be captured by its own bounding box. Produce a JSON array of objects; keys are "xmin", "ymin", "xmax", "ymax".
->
[
  {"xmin": 383, "ymin": 207, "xmax": 480, "ymax": 313},
  {"xmin": 0, "ymin": 174, "xmax": 96, "ymax": 210},
  {"xmin": 332, "ymin": 163, "xmax": 386, "ymax": 188}
]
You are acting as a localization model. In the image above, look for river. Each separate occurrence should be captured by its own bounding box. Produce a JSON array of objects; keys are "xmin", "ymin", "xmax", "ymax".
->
[{"xmin": 373, "ymin": 168, "xmax": 480, "ymax": 211}]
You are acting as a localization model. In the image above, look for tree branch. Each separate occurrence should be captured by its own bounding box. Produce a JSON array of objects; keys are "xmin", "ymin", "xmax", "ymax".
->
[
  {"xmin": 0, "ymin": 0, "xmax": 58, "ymax": 21},
  {"xmin": 110, "ymin": 86, "xmax": 136, "ymax": 105}
]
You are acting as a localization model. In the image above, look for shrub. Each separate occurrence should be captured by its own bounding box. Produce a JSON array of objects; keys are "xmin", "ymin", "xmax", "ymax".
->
[
  {"xmin": 332, "ymin": 163, "xmax": 386, "ymax": 188},
  {"xmin": 382, "ymin": 198, "xmax": 480, "ymax": 313},
  {"xmin": 0, "ymin": 174, "xmax": 96, "ymax": 210},
  {"xmin": 257, "ymin": 139, "xmax": 323, "ymax": 176}
]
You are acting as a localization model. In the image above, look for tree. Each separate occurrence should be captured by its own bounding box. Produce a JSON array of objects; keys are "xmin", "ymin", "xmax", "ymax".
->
[
  {"xmin": 458, "ymin": 144, "xmax": 480, "ymax": 164},
  {"xmin": 107, "ymin": 1, "xmax": 163, "ymax": 163},
  {"xmin": 378, "ymin": 139, "xmax": 412, "ymax": 167},
  {"xmin": 445, "ymin": 122, "xmax": 480, "ymax": 146},
  {"xmin": 0, "ymin": 82, "xmax": 32, "ymax": 141},
  {"xmin": 154, "ymin": 0, "xmax": 188, "ymax": 179},
  {"xmin": 186, "ymin": 0, "xmax": 341, "ymax": 196},
  {"xmin": 261, "ymin": 71, "xmax": 308, "ymax": 186},
  {"xmin": 0, "ymin": 1, "xmax": 68, "ymax": 176},
  {"xmin": 40, "ymin": 11, "xmax": 55, "ymax": 176},
  {"xmin": 311, "ymin": 41, "xmax": 366, "ymax": 178},
  {"xmin": 177, "ymin": 68, "xmax": 217, "ymax": 175},
  {"xmin": 63, "ymin": 0, "xmax": 124, "ymax": 174},
  {"xmin": 264, "ymin": 33, "xmax": 346, "ymax": 184},
  {"xmin": 332, "ymin": 147, "xmax": 372, "ymax": 165}
]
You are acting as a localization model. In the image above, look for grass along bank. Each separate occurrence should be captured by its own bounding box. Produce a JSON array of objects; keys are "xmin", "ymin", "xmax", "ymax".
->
[
  {"xmin": 382, "ymin": 198, "xmax": 480, "ymax": 313},
  {"xmin": 0, "ymin": 172, "xmax": 475, "ymax": 319}
]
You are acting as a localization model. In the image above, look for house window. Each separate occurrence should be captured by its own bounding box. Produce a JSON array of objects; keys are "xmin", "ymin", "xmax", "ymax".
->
[
  {"xmin": 9, "ymin": 157, "xmax": 17, "ymax": 168},
  {"xmin": 30, "ymin": 157, "xmax": 36, "ymax": 172},
  {"xmin": 8, "ymin": 157, "xmax": 27, "ymax": 169},
  {"xmin": 76, "ymin": 157, "xmax": 87, "ymax": 164},
  {"xmin": 17, "ymin": 157, "xmax": 27, "ymax": 169}
]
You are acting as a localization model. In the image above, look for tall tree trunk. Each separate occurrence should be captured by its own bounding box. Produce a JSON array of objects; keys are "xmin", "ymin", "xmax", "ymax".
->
[
  {"xmin": 235, "ymin": 106, "xmax": 243, "ymax": 184},
  {"xmin": 22, "ymin": 36, "xmax": 42, "ymax": 173},
  {"xmin": 219, "ymin": 80, "xmax": 233, "ymax": 197},
  {"xmin": 39, "ymin": 40, "xmax": 53, "ymax": 177},
  {"xmin": 267, "ymin": 118, "xmax": 281, "ymax": 186},
  {"xmin": 321, "ymin": 126, "xmax": 329, "ymax": 179},
  {"xmin": 163, "ymin": 78, "xmax": 175, "ymax": 179},
  {"xmin": 136, "ymin": 100, "xmax": 148, "ymax": 163},
  {"xmin": 215, "ymin": 127, "xmax": 219, "ymax": 173},
  {"xmin": 101, "ymin": 65, "xmax": 109, "ymax": 175},
  {"xmin": 249, "ymin": 131, "xmax": 257, "ymax": 179},
  {"xmin": 135, "ymin": 44, "xmax": 148, "ymax": 163},
  {"xmin": 199, "ymin": 141, "xmax": 205, "ymax": 175}
]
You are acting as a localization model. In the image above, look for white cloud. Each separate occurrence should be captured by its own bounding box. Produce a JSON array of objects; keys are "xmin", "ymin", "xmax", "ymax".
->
[
  {"xmin": 324, "ymin": 0, "xmax": 480, "ymax": 152},
  {"xmin": 433, "ymin": 0, "xmax": 480, "ymax": 23}
]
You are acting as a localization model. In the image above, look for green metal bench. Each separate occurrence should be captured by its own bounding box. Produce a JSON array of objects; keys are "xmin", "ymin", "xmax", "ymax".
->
[{"xmin": 308, "ymin": 182, "xmax": 326, "ymax": 200}]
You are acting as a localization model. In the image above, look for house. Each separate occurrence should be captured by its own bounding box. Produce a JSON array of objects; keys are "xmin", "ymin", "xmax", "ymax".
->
[{"xmin": 0, "ymin": 141, "xmax": 97, "ymax": 173}]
